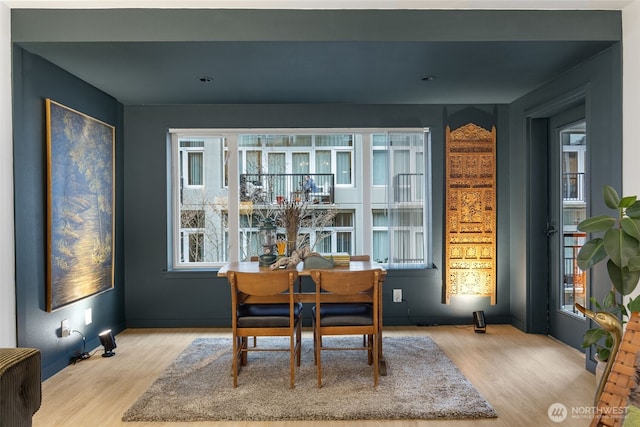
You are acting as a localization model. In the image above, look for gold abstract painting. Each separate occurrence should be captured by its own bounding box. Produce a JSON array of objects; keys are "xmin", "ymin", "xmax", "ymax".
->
[
  {"xmin": 445, "ymin": 123, "xmax": 496, "ymax": 304},
  {"xmin": 46, "ymin": 99, "xmax": 115, "ymax": 311}
]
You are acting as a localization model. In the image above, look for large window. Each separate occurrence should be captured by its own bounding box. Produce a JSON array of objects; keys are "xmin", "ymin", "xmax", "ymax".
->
[
  {"xmin": 170, "ymin": 129, "xmax": 431, "ymax": 270},
  {"xmin": 372, "ymin": 132, "xmax": 429, "ymax": 267}
]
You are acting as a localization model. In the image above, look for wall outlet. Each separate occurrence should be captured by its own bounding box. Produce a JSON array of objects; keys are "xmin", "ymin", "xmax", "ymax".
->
[
  {"xmin": 85, "ymin": 308, "xmax": 92, "ymax": 325},
  {"xmin": 61, "ymin": 319, "xmax": 71, "ymax": 337},
  {"xmin": 393, "ymin": 288, "xmax": 402, "ymax": 303}
]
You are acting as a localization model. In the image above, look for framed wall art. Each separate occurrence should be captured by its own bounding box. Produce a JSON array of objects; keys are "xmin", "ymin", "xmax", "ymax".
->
[
  {"xmin": 45, "ymin": 99, "xmax": 115, "ymax": 312},
  {"xmin": 444, "ymin": 123, "xmax": 497, "ymax": 305}
]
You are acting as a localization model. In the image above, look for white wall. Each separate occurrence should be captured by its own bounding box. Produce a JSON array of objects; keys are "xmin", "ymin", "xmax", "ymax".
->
[
  {"xmin": 623, "ymin": 2, "xmax": 640, "ymax": 196},
  {"xmin": 0, "ymin": 1, "xmax": 17, "ymax": 348},
  {"xmin": 623, "ymin": 2, "xmax": 640, "ymax": 304}
]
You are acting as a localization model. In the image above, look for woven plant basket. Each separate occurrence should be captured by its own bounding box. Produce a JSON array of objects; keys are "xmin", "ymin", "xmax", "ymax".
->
[{"xmin": 591, "ymin": 311, "xmax": 640, "ymax": 427}]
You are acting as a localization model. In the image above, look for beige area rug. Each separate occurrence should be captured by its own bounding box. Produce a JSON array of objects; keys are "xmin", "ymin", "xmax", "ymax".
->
[{"xmin": 122, "ymin": 336, "xmax": 497, "ymax": 422}]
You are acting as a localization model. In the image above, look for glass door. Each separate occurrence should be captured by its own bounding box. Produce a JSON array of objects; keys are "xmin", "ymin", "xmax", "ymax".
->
[
  {"xmin": 548, "ymin": 115, "xmax": 588, "ymax": 350},
  {"xmin": 559, "ymin": 126, "xmax": 587, "ymax": 314}
]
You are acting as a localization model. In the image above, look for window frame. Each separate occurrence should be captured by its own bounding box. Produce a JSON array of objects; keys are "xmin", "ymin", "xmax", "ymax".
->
[{"xmin": 169, "ymin": 128, "xmax": 432, "ymax": 270}]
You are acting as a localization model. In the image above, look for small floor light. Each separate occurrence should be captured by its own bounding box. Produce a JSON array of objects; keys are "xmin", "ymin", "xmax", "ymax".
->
[
  {"xmin": 473, "ymin": 311, "xmax": 486, "ymax": 333},
  {"xmin": 98, "ymin": 329, "xmax": 117, "ymax": 357}
]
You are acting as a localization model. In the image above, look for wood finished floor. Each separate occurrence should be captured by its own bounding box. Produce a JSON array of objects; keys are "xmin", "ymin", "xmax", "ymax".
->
[{"xmin": 33, "ymin": 325, "xmax": 595, "ymax": 427}]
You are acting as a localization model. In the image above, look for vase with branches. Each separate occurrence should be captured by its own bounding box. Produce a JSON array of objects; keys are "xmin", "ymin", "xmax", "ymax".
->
[{"xmin": 274, "ymin": 199, "xmax": 337, "ymax": 255}]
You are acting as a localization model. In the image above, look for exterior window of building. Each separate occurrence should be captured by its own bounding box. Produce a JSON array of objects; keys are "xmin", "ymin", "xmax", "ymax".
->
[
  {"xmin": 170, "ymin": 128, "xmax": 431, "ymax": 270},
  {"xmin": 372, "ymin": 210, "xmax": 389, "ymax": 263},
  {"xmin": 180, "ymin": 210, "xmax": 205, "ymax": 262},
  {"xmin": 180, "ymin": 139, "xmax": 204, "ymax": 187},
  {"xmin": 372, "ymin": 135, "xmax": 388, "ymax": 186}
]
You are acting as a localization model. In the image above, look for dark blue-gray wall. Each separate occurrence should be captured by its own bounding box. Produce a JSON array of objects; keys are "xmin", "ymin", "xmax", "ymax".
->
[
  {"xmin": 122, "ymin": 104, "xmax": 511, "ymax": 329},
  {"xmin": 13, "ymin": 47, "xmax": 125, "ymax": 379},
  {"xmin": 508, "ymin": 44, "xmax": 622, "ymax": 371}
]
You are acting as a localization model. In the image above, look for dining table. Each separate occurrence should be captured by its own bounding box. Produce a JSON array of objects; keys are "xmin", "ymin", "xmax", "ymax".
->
[{"xmin": 217, "ymin": 260, "xmax": 388, "ymax": 375}]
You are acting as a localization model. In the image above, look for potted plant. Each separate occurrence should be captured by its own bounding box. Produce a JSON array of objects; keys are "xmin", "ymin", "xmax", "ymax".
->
[{"xmin": 576, "ymin": 185, "xmax": 640, "ymax": 361}]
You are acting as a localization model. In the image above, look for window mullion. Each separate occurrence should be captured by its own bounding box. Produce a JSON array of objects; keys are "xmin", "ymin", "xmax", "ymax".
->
[{"xmin": 227, "ymin": 135, "xmax": 240, "ymax": 263}]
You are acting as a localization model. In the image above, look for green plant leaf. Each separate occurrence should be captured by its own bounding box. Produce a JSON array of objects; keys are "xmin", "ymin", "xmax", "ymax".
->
[
  {"xmin": 577, "ymin": 215, "xmax": 616, "ymax": 233},
  {"xmin": 621, "ymin": 304, "xmax": 629, "ymax": 318},
  {"xmin": 598, "ymin": 346, "xmax": 611, "ymax": 361},
  {"xmin": 604, "ymin": 185, "xmax": 621, "ymax": 209},
  {"xmin": 602, "ymin": 289, "xmax": 616, "ymax": 308},
  {"xmin": 628, "ymin": 296, "xmax": 640, "ymax": 312},
  {"xmin": 622, "ymin": 217, "xmax": 640, "ymax": 241},
  {"xmin": 629, "ymin": 255, "xmax": 640, "ymax": 272},
  {"xmin": 604, "ymin": 228, "xmax": 639, "ymax": 267},
  {"xmin": 605, "ymin": 332, "xmax": 614, "ymax": 348},
  {"xmin": 577, "ymin": 238, "xmax": 607, "ymax": 270},
  {"xmin": 626, "ymin": 201, "xmax": 640, "ymax": 219},
  {"xmin": 582, "ymin": 327, "xmax": 607, "ymax": 347},
  {"xmin": 589, "ymin": 296, "xmax": 604, "ymax": 310},
  {"xmin": 607, "ymin": 259, "xmax": 640, "ymax": 295},
  {"xmin": 620, "ymin": 195, "xmax": 638, "ymax": 208}
]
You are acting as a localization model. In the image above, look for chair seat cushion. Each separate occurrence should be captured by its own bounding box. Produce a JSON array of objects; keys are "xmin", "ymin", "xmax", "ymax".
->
[
  {"xmin": 237, "ymin": 302, "xmax": 303, "ymax": 328},
  {"xmin": 313, "ymin": 303, "xmax": 373, "ymax": 326}
]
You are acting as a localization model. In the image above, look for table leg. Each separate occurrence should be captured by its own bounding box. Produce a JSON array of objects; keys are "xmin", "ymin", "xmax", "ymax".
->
[{"xmin": 378, "ymin": 279, "xmax": 387, "ymax": 376}]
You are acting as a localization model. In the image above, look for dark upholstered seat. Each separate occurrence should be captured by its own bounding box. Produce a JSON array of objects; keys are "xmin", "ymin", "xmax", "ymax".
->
[
  {"xmin": 237, "ymin": 303, "xmax": 303, "ymax": 327},
  {"xmin": 312, "ymin": 303, "xmax": 373, "ymax": 326}
]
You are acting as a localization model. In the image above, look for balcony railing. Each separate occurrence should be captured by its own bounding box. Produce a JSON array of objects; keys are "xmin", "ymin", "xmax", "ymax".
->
[
  {"xmin": 393, "ymin": 173, "xmax": 424, "ymax": 203},
  {"xmin": 563, "ymin": 172, "xmax": 585, "ymax": 202},
  {"xmin": 240, "ymin": 173, "xmax": 335, "ymax": 204}
]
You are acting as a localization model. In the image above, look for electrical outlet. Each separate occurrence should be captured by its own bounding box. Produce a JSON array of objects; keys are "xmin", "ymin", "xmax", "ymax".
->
[
  {"xmin": 393, "ymin": 289, "xmax": 402, "ymax": 303},
  {"xmin": 61, "ymin": 319, "xmax": 71, "ymax": 337},
  {"xmin": 85, "ymin": 308, "xmax": 92, "ymax": 325}
]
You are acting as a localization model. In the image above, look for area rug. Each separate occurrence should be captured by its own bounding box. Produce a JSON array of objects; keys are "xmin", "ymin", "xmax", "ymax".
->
[{"xmin": 122, "ymin": 336, "xmax": 497, "ymax": 422}]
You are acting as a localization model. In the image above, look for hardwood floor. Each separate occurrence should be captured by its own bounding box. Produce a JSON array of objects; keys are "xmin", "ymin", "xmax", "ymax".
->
[{"xmin": 33, "ymin": 325, "xmax": 595, "ymax": 427}]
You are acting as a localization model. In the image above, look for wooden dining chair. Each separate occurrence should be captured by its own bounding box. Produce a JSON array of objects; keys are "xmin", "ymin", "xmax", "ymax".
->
[
  {"xmin": 349, "ymin": 255, "xmax": 373, "ymax": 345},
  {"xmin": 310, "ymin": 269, "xmax": 380, "ymax": 388},
  {"xmin": 227, "ymin": 270, "xmax": 302, "ymax": 388}
]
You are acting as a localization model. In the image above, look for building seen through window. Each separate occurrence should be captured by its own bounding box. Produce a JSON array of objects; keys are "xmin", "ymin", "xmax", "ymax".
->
[{"xmin": 170, "ymin": 129, "xmax": 431, "ymax": 269}]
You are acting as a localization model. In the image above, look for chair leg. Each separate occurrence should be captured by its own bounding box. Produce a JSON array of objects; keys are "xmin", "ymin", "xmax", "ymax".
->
[
  {"xmin": 241, "ymin": 337, "xmax": 248, "ymax": 366},
  {"xmin": 316, "ymin": 331, "xmax": 323, "ymax": 388},
  {"xmin": 312, "ymin": 318, "xmax": 317, "ymax": 365},
  {"xmin": 296, "ymin": 319, "xmax": 302, "ymax": 366},
  {"xmin": 232, "ymin": 336, "xmax": 240, "ymax": 388},
  {"xmin": 290, "ymin": 334, "xmax": 295, "ymax": 389},
  {"xmin": 373, "ymin": 333, "xmax": 379, "ymax": 387}
]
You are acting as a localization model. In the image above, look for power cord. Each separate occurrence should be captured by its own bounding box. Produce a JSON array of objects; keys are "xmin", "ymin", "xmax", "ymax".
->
[
  {"xmin": 407, "ymin": 306, "xmax": 433, "ymax": 326},
  {"xmin": 69, "ymin": 329, "xmax": 92, "ymax": 364}
]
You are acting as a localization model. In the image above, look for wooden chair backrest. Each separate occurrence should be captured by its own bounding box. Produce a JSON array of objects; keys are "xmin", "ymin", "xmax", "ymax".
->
[
  {"xmin": 349, "ymin": 255, "xmax": 370, "ymax": 261},
  {"xmin": 228, "ymin": 270, "xmax": 298, "ymax": 297},
  {"xmin": 311, "ymin": 269, "xmax": 379, "ymax": 298}
]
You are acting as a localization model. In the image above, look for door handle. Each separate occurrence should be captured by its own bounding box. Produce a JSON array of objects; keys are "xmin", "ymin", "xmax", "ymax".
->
[{"xmin": 545, "ymin": 221, "xmax": 557, "ymax": 237}]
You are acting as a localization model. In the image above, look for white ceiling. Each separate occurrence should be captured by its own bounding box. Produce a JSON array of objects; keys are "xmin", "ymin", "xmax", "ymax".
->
[{"xmin": 2, "ymin": 0, "xmax": 636, "ymax": 9}]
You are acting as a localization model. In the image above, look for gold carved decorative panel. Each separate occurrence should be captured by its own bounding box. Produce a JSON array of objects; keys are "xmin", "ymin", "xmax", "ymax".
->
[{"xmin": 445, "ymin": 123, "xmax": 496, "ymax": 304}]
